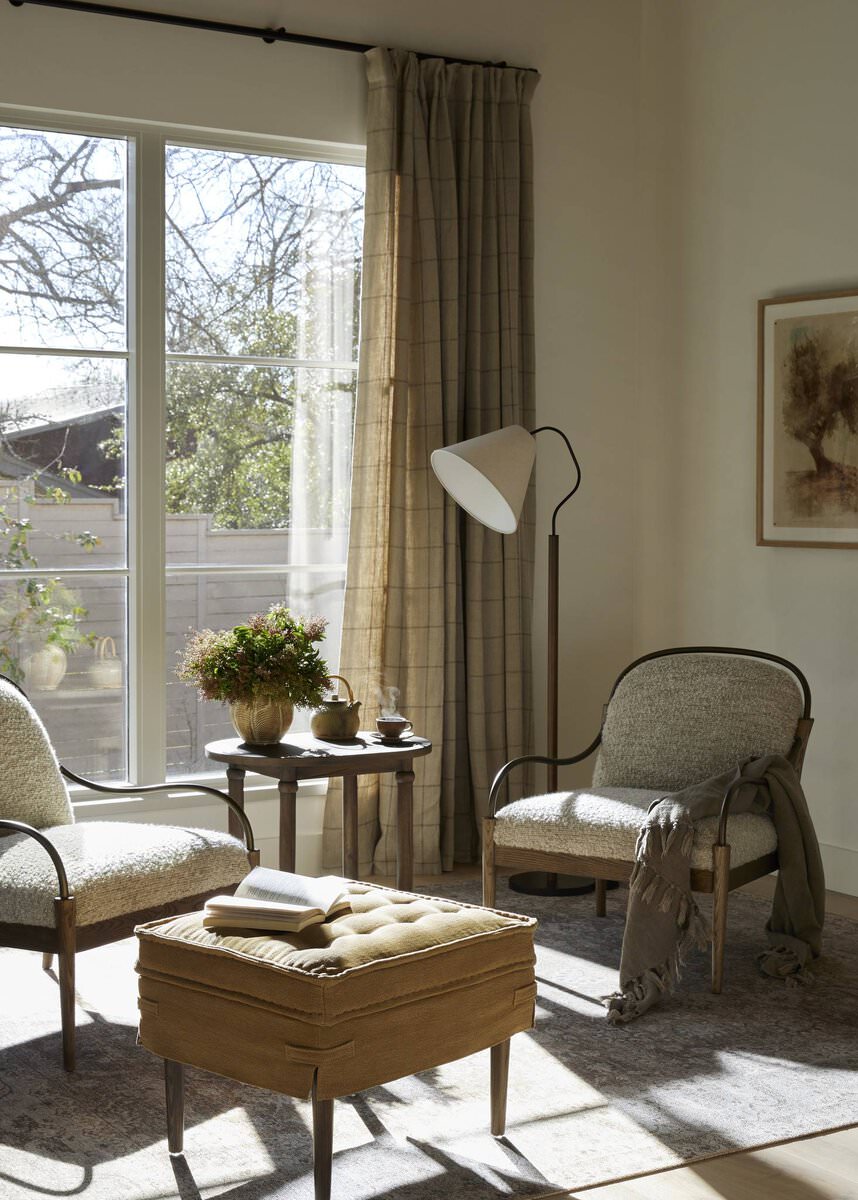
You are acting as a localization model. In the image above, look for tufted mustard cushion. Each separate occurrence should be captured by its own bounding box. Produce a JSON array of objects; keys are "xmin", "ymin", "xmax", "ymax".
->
[
  {"xmin": 592, "ymin": 654, "xmax": 803, "ymax": 791},
  {"xmin": 494, "ymin": 787, "xmax": 778, "ymax": 870},
  {"xmin": 0, "ymin": 821, "xmax": 250, "ymax": 926},
  {"xmin": 136, "ymin": 882, "xmax": 537, "ymax": 1100},
  {"xmin": 0, "ymin": 678, "xmax": 73, "ymax": 830}
]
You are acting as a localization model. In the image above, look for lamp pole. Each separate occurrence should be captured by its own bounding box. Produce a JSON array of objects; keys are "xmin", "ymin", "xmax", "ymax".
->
[
  {"xmin": 531, "ymin": 425, "xmax": 581, "ymax": 793},
  {"xmin": 547, "ymin": 527, "xmax": 560, "ymax": 791},
  {"xmin": 508, "ymin": 425, "xmax": 589, "ymax": 896}
]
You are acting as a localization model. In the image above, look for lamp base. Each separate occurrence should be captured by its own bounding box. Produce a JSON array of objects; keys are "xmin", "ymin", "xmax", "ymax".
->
[{"xmin": 507, "ymin": 872, "xmax": 621, "ymax": 898}]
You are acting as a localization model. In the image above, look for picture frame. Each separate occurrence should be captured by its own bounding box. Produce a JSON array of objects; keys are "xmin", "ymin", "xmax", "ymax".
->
[{"xmin": 758, "ymin": 287, "xmax": 858, "ymax": 548}]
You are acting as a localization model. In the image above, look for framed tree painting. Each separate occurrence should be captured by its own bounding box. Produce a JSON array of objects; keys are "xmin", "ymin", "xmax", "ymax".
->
[{"xmin": 758, "ymin": 288, "xmax": 858, "ymax": 547}]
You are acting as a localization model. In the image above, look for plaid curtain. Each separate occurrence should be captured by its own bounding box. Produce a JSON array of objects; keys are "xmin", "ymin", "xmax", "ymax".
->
[{"xmin": 323, "ymin": 47, "xmax": 539, "ymax": 875}]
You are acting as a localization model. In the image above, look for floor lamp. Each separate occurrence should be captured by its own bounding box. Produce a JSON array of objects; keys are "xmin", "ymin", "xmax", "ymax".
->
[{"xmin": 431, "ymin": 424, "xmax": 596, "ymax": 895}]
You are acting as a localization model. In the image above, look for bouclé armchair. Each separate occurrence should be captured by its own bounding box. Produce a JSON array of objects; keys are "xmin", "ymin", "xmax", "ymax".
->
[
  {"xmin": 483, "ymin": 647, "xmax": 813, "ymax": 993},
  {"xmin": 0, "ymin": 675, "xmax": 259, "ymax": 1070}
]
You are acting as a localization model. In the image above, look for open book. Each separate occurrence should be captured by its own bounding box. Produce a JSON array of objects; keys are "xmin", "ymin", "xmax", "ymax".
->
[{"xmin": 202, "ymin": 867, "xmax": 351, "ymax": 933}]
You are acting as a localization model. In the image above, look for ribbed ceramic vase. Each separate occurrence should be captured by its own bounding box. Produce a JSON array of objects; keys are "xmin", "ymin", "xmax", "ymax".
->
[{"xmin": 229, "ymin": 697, "xmax": 294, "ymax": 745}]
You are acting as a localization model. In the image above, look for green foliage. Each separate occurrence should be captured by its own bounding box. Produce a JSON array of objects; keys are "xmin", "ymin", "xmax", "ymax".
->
[
  {"xmin": 0, "ymin": 483, "xmax": 98, "ymax": 681},
  {"xmin": 0, "ymin": 576, "xmax": 93, "ymax": 680},
  {"xmin": 177, "ymin": 603, "xmax": 330, "ymax": 707},
  {"xmin": 164, "ymin": 347, "xmax": 294, "ymax": 530}
]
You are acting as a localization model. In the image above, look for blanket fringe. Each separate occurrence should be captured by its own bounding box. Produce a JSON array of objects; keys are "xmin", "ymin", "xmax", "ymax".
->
[
  {"xmin": 605, "ymin": 904, "xmax": 710, "ymax": 1023},
  {"xmin": 629, "ymin": 860, "xmax": 700, "ymax": 920},
  {"xmin": 607, "ymin": 860, "xmax": 710, "ymax": 1023},
  {"xmin": 635, "ymin": 817, "xmax": 695, "ymax": 862}
]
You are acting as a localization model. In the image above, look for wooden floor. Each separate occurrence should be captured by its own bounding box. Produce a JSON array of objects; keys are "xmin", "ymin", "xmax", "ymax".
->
[{"xmin": 394, "ymin": 866, "xmax": 858, "ymax": 1200}]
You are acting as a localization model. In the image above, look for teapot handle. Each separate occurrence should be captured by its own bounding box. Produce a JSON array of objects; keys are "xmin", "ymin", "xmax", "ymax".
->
[{"xmin": 328, "ymin": 674, "xmax": 355, "ymax": 704}]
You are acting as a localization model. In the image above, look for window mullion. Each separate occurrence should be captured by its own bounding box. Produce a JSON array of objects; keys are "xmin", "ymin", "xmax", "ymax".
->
[{"xmin": 130, "ymin": 129, "xmax": 166, "ymax": 785}]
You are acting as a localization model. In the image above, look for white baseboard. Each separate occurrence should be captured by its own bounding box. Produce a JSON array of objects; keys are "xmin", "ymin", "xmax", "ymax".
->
[{"xmin": 819, "ymin": 842, "xmax": 858, "ymax": 898}]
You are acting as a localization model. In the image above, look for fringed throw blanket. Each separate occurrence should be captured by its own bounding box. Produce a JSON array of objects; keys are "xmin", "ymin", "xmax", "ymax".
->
[{"xmin": 606, "ymin": 754, "xmax": 825, "ymax": 1024}]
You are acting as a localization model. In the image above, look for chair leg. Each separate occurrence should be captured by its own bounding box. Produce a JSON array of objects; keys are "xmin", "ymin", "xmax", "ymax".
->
[
  {"xmin": 595, "ymin": 879, "xmax": 607, "ymax": 917},
  {"xmin": 490, "ymin": 1039, "xmax": 510, "ymax": 1136},
  {"xmin": 42, "ymin": 952, "xmax": 54, "ymax": 971},
  {"xmin": 165, "ymin": 1059, "xmax": 185, "ymax": 1154},
  {"xmin": 482, "ymin": 819, "xmax": 497, "ymax": 908},
  {"xmin": 711, "ymin": 844, "xmax": 731, "ymax": 994},
  {"xmin": 55, "ymin": 896, "xmax": 77, "ymax": 1071},
  {"xmin": 311, "ymin": 1076, "xmax": 334, "ymax": 1200}
]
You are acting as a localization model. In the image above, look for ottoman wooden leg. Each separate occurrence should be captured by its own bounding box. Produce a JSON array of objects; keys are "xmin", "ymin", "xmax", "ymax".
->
[
  {"xmin": 311, "ymin": 1078, "xmax": 334, "ymax": 1200},
  {"xmin": 165, "ymin": 1059, "xmax": 185, "ymax": 1155},
  {"xmin": 490, "ymin": 1039, "xmax": 510, "ymax": 1136}
]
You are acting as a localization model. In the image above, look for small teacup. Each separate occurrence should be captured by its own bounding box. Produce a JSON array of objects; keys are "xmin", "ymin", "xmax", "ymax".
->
[{"xmin": 376, "ymin": 716, "xmax": 413, "ymax": 739}]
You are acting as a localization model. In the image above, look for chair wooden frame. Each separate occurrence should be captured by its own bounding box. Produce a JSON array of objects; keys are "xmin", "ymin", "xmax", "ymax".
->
[
  {"xmin": 0, "ymin": 679, "xmax": 259, "ymax": 1071},
  {"xmin": 482, "ymin": 646, "xmax": 813, "ymax": 994}
]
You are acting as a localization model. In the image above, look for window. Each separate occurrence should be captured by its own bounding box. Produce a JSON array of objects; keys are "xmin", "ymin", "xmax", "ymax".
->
[{"xmin": 0, "ymin": 118, "xmax": 363, "ymax": 783}]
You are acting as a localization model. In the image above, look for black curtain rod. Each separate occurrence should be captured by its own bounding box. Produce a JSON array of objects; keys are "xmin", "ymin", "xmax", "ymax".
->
[{"xmin": 8, "ymin": 0, "xmax": 537, "ymax": 72}]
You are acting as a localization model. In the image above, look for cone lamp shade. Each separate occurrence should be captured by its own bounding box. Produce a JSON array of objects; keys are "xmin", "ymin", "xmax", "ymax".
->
[{"xmin": 430, "ymin": 425, "xmax": 536, "ymax": 533}]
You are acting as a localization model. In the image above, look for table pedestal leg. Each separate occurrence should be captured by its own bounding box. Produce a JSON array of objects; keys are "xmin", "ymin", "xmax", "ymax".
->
[
  {"xmin": 226, "ymin": 765, "xmax": 246, "ymax": 844},
  {"xmin": 342, "ymin": 775, "xmax": 359, "ymax": 881},
  {"xmin": 395, "ymin": 769, "xmax": 415, "ymax": 892},
  {"xmin": 279, "ymin": 778, "xmax": 297, "ymax": 872}
]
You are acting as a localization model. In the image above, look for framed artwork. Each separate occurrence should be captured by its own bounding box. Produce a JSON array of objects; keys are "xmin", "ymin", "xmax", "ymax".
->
[{"xmin": 758, "ymin": 288, "xmax": 858, "ymax": 548}]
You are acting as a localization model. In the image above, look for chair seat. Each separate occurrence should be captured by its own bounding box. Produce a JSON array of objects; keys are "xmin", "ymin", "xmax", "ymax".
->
[
  {"xmin": 493, "ymin": 787, "xmax": 777, "ymax": 871},
  {"xmin": 0, "ymin": 821, "xmax": 250, "ymax": 928}
]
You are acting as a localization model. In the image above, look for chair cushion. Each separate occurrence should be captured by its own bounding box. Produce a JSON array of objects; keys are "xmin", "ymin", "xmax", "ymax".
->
[
  {"xmin": 0, "ymin": 821, "xmax": 249, "ymax": 927},
  {"xmin": 494, "ymin": 787, "xmax": 777, "ymax": 871},
  {"xmin": 592, "ymin": 653, "xmax": 803, "ymax": 791},
  {"xmin": 0, "ymin": 678, "xmax": 73, "ymax": 830}
]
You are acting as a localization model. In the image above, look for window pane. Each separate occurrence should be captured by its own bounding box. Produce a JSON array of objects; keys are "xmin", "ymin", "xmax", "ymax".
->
[
  {"xmin": 1, "ymin": 573, "xmax": 127, "ymax": 779},
  {"xmin": 166, "ymin": 571, "xmax": 345, "ymax": 776},
  {"xmin": 165, "ymin": 146, "xmax": 363, "ymax": 361},
  {"xmin": 0, "ymin": 354, "xmax": 126, "ymax": 569},
  {"xmin": 165, "ymin": 362, "xmax": 353, "ymax": 564},
  {"xmin": 0, "ymin": 127, "xmax": 128, "ymax": 350}
]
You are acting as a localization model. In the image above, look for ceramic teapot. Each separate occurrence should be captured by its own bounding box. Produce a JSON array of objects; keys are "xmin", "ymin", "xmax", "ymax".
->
[{"xmin": 310, "ymin": 675, "xmax": 361, "ymax": 740}]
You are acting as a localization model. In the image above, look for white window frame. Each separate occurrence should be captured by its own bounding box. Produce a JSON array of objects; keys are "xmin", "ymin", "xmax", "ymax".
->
[{"xmin": 0, "ymin": 105, "xmax": 365, "ymax": 808}]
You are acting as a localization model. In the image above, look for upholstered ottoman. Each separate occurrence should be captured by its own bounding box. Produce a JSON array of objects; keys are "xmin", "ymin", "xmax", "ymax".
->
[{"xmin": 136, "ymin": 881, "xmax": 537, "ymax": 1200}]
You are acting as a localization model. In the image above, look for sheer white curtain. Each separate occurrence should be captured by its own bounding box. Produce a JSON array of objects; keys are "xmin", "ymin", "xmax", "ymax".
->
[{"xmin": 289, "ymin": 215, "xmax": 355, "ymax": 665}]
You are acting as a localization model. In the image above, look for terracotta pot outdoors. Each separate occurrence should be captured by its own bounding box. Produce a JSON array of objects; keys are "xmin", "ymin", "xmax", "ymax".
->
[{"xmin": 229, "ymin": 697, "xmax": 294, "ymax": 745}]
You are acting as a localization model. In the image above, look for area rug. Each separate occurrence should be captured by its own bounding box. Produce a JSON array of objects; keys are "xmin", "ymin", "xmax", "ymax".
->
[{"xmin": 1, "ymin": 880, "xmax": 857, "ymax": 1200}]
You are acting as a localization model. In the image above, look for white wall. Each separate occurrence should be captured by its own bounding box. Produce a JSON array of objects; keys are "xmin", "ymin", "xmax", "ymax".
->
[
  {"xmin": 0, "ymin": 0, "xmax": 643, "ymax": 862},
  {"xmin": 637, "ymin": 0, "xmax": 858, "ymax": 894}
]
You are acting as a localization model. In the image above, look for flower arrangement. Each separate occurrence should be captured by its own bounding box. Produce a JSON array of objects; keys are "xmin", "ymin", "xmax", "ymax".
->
[{"xmin": 177, "ymin": 604, "xmax": 330, "ymax": 708}]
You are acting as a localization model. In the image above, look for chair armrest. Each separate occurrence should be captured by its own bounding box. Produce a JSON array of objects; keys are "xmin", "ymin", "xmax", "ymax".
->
[
  {"xmin": 717, "ymin": 771, "xmax": 762, "ymax": 847},
  {"xmin": 488, "ymin": 733, "xmax": 603, "ymax": 817},
  {"xmin": 59, "ymin": 767, "xmax": 257, "ymax": 855},
  {"xmin": 0, "ymin": 819, "xmax": 71, "ymax": 898}
]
